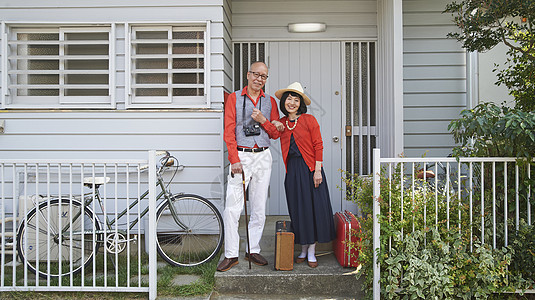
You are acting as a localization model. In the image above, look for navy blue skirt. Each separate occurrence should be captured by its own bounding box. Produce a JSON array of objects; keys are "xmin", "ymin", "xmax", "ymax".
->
[{"xmin": 284, "ymin": 134, "xmax": 336, "ymax": 245}]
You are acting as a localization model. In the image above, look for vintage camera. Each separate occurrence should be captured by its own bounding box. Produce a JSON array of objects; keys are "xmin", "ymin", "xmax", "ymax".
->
[{"xmin": 243, "ymin": 124, "xmax": 261, "ymax": 136}]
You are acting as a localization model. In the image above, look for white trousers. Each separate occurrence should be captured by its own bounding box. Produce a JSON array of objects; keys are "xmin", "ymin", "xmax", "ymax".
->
[{"xmin": 223, "ymin": 148, "xmax": 272, "ymax": 258}]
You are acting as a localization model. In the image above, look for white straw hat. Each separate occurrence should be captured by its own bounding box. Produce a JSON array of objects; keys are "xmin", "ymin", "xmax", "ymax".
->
[{"xmin": 274, "ymin": 82, "xmax": 311, "ymax": 105}]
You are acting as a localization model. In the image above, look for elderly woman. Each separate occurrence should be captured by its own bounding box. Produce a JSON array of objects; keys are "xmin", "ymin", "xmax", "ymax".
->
[{"xmin": 271, "ymin": 82, "xmax": 336, "ymax": 268}]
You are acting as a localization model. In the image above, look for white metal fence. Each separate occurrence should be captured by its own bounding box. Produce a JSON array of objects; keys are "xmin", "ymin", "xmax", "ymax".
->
[
  {"xmin": 372, "ymin": 149, "xmax": 534, "ymax": 299},
  {"xmin": 0, "ymin": 151, "xmax": 158, "ymax": 299}
]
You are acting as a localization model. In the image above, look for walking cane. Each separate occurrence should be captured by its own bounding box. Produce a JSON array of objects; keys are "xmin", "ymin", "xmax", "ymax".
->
[{"xmin": 242, "ymin": 172, "xmax": 252, "ymax": 269}]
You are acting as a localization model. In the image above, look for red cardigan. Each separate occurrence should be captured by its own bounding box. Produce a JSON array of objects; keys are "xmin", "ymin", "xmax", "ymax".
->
[{"xmin": 277, "ymin": 114, "xmax": 323, "ymax": 172}]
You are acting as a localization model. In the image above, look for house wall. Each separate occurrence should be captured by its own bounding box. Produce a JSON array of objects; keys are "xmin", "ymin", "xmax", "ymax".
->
[
  {"xmin": 222, "ymin": 0, "xmax": 232, "ymax": 177},
  {"xmin": 0, "ymin": 0, "xmax": 227, "ymax": 205},
  {"xmin": 478, "ymin": 44, "xmax": 514, "ymax": 106},
  {"xmin": 0, "ymin": 0, "xmax": 477, "ymax": 211},
  {"xmin": 402, "ymin": 0, "xmax": 467, "ymax": 157},
  {"xmin": 223, "ymin": 0, "xmax": 233, "ymax": 94}
]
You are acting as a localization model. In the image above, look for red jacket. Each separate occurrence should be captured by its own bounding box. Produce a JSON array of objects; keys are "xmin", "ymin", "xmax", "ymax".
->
[{"xmin": 277, "ymin": 114, "xmax": 323, "ymax": 172}]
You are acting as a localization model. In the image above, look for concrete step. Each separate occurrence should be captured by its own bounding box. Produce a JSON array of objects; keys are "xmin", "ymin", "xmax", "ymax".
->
[
  {"xmin": 214, "ymin": 252, "xmax": 363, "ymax": 297},
  {"xmin": 238, "ymin": 216, "xmax": 333, "ymax": 253},
  {"xmin": 215, "ymin": 216, "xmax": 363, "ymax": 298}
]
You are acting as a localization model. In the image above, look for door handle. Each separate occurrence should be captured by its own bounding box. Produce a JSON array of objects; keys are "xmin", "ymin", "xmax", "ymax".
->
[
  {"xmin": 345, "ymin": 125, "xmax": 352, "ymax": 136},
  {"xmin": 332, "ymin": 136, "xmax": 339, "ymax": 143}
]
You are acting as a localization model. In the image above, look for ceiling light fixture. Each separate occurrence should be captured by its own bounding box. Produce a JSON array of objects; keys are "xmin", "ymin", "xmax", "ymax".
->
[{"xmin": 288, "ymin": 23, "xmax": 326, "ymax": 33}]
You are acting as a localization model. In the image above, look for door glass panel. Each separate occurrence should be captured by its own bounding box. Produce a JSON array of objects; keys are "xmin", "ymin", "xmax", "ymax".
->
[
  {"xmin": 361, "ymin": 44, "xmax": 368, "ymax": 125},
  {"xmin": 345, "ymin": 43, "xmax": 352, "ymax": 127},
  {"xmin": 352, "ymin": 42, "xmax": 360, "ymax": 126},
  {"xmin": 370, "ymin": 42, "xmax": 377, "ymax": 126},
  {"xmin": 233, "ymin": 42, "xmax": 266, "ymax": 91}
]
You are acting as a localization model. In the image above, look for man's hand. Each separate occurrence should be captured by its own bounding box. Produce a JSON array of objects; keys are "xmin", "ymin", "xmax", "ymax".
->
[
  {"xmin": 251, "ymin": 108, "xmax": 267, "ymax": 124},
  {"xmin": 231, "ymin": 162, "xmax": 243, "ymax": 176},
  {"xmin": 272, "ymin": 120, "xmax": 284, "ymax": 132}
]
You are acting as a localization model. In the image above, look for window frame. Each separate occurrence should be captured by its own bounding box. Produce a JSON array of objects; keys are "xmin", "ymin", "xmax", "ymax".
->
[
  {"xmin": 1, "ymin": 23, "xmax": 115, "ymax": 109},
  {"xmin": 126, "ymin": 21, "xmax": 211, "ymax": 109}
]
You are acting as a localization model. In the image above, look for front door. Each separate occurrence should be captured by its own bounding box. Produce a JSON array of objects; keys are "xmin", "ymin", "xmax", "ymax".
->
[
  {"xmin": 232, "ymin": 41, "xmax": 376, "ymax": 215},
  {"xmin": 266, "ymin": 41, "xmax": 343, "ymax": 215}
]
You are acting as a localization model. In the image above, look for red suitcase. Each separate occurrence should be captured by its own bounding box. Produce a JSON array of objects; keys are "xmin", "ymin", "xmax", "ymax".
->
[{"xmin": 333, "ymin": 210, "xmax": 361, "ymax": 267}]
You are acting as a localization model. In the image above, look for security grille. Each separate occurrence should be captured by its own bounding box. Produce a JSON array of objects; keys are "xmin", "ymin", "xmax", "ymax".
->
[{"xmin": 344, "ymin": 41, "xmax": 377, "ymax": 175}]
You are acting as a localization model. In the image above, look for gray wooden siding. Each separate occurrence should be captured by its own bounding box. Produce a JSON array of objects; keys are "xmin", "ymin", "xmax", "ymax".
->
[
  {"xmin": 231, "ymin": 0, "xmax": 377, "ymax": 41},
  {"xmin": 0, "ymin": 111, "xmax": 225, "ymax": 205},
  {"xmin": 223, "ymin": 0, "xmax": 233, "ymax": 94},
  {"xmin": 403, "ymin": 0, "xmax": 467, "ymax": 157}
]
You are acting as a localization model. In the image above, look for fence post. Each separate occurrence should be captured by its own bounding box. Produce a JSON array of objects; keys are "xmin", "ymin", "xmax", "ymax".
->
[
  {"xmin": 148, "ymin": 150, "xmax": 157, "ymax": 300},
  {"xmin": 373, "ymin": 148, "xmax": 381, "ymax": 300}
]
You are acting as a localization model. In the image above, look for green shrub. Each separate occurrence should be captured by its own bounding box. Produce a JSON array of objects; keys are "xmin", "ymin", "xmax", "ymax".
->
[
  {"xmin": 448, "ymin": 103, "xmax": 535, "ymax": 160},
  {"xmin": 384, "ymin": 228, "xmax": 516, "ymax": 300},
  {"xmin": 340, "ymin": 166, "xmax": 534, "ymax": 299},
  {"xmin": 509, "ymin": 221, "xmax": 535, "ymax": 281}
]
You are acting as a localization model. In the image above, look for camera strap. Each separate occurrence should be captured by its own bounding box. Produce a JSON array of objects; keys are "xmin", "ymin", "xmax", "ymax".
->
[{"xmin": 241, "ymin": 94, "xmax": 261, "ymax": 130}]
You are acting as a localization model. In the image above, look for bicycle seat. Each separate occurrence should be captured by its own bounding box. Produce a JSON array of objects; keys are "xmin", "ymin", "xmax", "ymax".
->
[
  {"xmin": 416, "ymin": 170, "xmax": 435, "ymax": 179},
  {"xmin": 83, "ymin": 176, "xmax": 110, "ymax": 188}
]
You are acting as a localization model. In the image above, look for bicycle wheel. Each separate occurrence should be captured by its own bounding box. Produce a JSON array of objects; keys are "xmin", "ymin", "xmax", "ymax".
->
[
  {"xmin": 155, "ymin": 194, "xmax": 223, "ymax": 267},
  {"xmin": 17, "ymin": 198, "xmax": 101, "ymax": 278}
]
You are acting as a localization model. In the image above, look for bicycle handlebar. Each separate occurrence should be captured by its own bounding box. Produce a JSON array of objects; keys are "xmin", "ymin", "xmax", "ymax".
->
[
  {"xmin": 138, "ymin": 151, "xmax": 183, "ymax": 172},
  {"xmin": 156, "ymin": 150, "xmax": 167, "ymax": 156}
]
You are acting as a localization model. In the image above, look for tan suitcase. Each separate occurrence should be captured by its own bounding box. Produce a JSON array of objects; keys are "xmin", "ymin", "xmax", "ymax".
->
[{"xmin": 274, "ymin": 220, "xmax": 294, "ymax": 271}]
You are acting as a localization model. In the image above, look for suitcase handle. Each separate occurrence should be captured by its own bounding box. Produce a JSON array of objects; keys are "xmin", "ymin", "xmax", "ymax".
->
[
  {"xmin": 276, "ymin": 220, "xmax": 290, "ymax": 232},
  {"xmin": 343, "ymin": 211, "xmax": 351, "ymax": 223}
]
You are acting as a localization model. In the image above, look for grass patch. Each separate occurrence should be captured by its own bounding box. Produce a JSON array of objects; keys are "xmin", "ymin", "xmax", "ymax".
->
[
  {"xmin": 157, "ymin": 251, "xmax": 220, "ymax": 297},
  {"xmin": 1, "ymin": 251, "xmax": 221, "ymax": 299},
  {"xmin": 0, "ymin": 291, "xmax": 146, "ymax": 300}
]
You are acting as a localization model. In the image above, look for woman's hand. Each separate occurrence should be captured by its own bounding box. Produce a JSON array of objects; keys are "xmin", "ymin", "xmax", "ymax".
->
[
  {"xmin": 313, "ymin": 170, "xmax": 322, "ymax": 188},
  {"xmin": 272, "ymin": 120, "xmax": 284, "ymax": 132}
]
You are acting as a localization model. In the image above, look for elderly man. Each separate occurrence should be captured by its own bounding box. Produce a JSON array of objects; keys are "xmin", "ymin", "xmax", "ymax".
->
[{"xmin": 217, "ymin": 61, "xmax": 280, "ymax": 272}]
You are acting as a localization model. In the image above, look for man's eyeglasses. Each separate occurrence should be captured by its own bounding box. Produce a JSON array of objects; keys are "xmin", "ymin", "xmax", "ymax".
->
[{"xmin": 249, "ymin": 71, "xmax": 268, "ymax": 80}]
